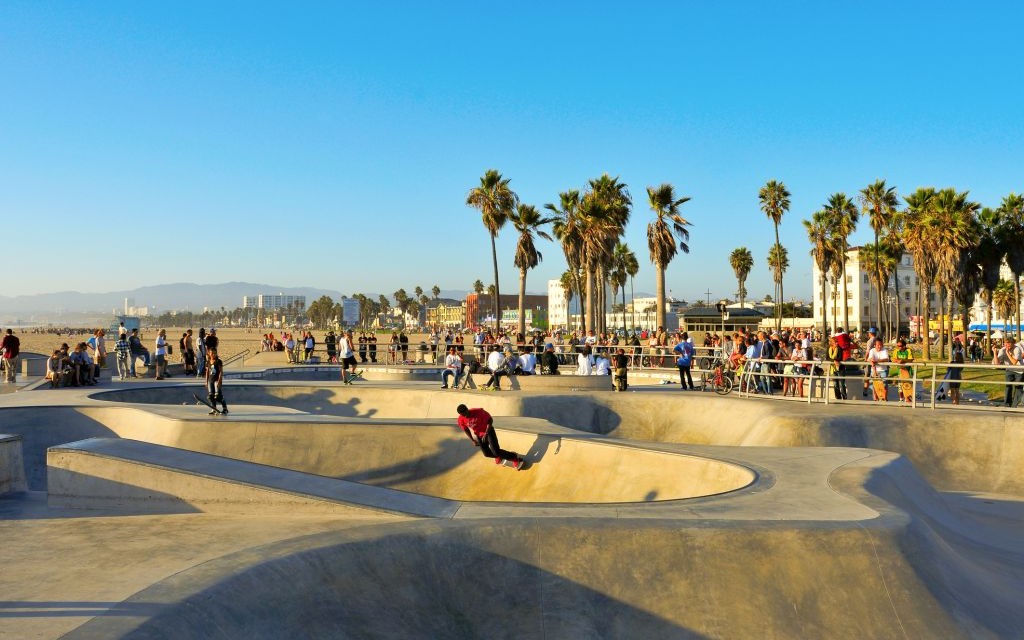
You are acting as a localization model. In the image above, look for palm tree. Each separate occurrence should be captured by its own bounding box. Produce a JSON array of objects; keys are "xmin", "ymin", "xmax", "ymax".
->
[
  {"xmin": 859, "ymin": 180, "xmax": 899, "ymax": 333},
  {"xmin": 646, "ymin": 184, "xmax": 692, "ymax": 330},
  {"xmin": 993, "ymin": 279, "xmax": 1019, "ymax": 336},
  {"xmin": 998, "ymin": 193, "xmax": 1024, "ymax": 338},
  {"xmin": 473, "ymin": 279, "xmax": 484, "ymax": 296},
  {"xmin": 466, "ymin": 170, "xmax": 518, "ymax": 329},
  {"xmin": 509, "ymin": 203, "xmax": 555, "ymax": 336},
  {"xmin": 431, "ymin": 285, "xmax": 441, "ymax": 300},
  {"xmin": 548, "ymin": 190, "xmax": 587, "ymax": 331},
  {"xmin": 821, "ymin": 193, "xmax": 859, "ymax": 331},
  {"xmin": 804, "ymin": 210, "xmax": 834, "ymax": 350},
  {"xmin": 903, "ymin": 188, "xmax": 938, "ymax": 359},
  {"xmin": 759, "ymin": 180, "xmax": 791, "ymax": 331},
  {"xmin": 929, "ymin": 188, "xmax": 980, "ymax": 358},
  {"xmin": 860, "ymin": 243, "xmax": 897, "ymax": 338},
  {"xmin": 729, "ymin": 247, "xmax": 754, "ymax": 307},
  {"xmin": 559, "ymin": 269, "xmax": 581, "ymax": 331},
  {"xmin": 611, "ymin": 242, "xmax": 639, "ymax": 330},
  {"xmin": 583, "ymin": 175, "xmax": 632, "ymax": 333},
  {"xmin": 377, "ymin": 294, "xmax": 390, "ymax": 327},
  {"xmin": 977, "ymin": 207, "xmax": 1006, "ymax": 348},
  {"xmin": 767, "ymin": 245, "xmax": 789, "ymax": 314}
]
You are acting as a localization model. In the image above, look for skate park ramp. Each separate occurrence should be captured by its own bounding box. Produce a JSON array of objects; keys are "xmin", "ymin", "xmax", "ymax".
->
[{"xmin": 2, "ymin": 382, "xmax": 1023, "ymax": 638}]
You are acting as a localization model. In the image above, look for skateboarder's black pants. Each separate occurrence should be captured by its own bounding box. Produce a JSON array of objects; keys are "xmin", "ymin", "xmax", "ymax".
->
[
  {"xmin": 207, "ymin": 381, "xmax": 227, "ymax": 410},
  {"xmin": 677, "ymin": 364, "xmax": 694, "ymax": 390},
  {"xmin": 480, "ymin": 426, "xmax": 518, "ymax": 463}
]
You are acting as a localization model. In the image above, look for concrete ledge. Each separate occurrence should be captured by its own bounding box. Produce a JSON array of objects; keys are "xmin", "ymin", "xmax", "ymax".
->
[
  {"xmin": 0, "ymin": 434, "xmax": 27, "ymax": 494},
  {"xmin": 47, "ymin": 438, "xmax": 458, "ymax": 518},
  {"xmin": 507, "ymin": 374, "xmax": 614, "ymax": 391}
]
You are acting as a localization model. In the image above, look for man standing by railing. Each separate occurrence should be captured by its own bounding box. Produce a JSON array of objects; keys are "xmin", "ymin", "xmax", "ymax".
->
[{"xmin": 992, "ymin": 336, "xmax": 1024, "ymax": 408}]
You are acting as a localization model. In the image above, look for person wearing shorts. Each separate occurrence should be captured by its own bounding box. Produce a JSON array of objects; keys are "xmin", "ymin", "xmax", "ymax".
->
[{"xmin": 339, "ymin": 330, "xmax": 359, "ymax": 383}]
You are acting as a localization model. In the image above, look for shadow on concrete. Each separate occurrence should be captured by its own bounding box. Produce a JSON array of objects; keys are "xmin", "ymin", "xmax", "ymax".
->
[
  {"xmin": 340, "ymin": 437, "xmax": 474, "ymax": 487},
  {"xmin": 47, "ymin": 468, "xmax": 202, "ymax": 516},
  {"xmin": 66, "ymin": 526, "xmax": 711, "ymax": 640},
  {"xmin": 0, "ymin": 600, "xmax": 165, "ymax": 618}
]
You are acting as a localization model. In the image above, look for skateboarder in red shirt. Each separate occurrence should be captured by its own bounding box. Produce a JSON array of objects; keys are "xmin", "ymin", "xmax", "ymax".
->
[{"xmin": 456, "ymin": 404, "xmax": 524, "ymax": 470}]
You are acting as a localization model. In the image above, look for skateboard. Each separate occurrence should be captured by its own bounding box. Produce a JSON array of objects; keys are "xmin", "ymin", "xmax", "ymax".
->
[
  {"xmin": 499, "ymin": 457, "xmax": 525, "ymax": 471},
  {"xmin": 193, "ymin": 393, "xmax": 223, "ymax": 415},
  {"xmin": 342, "ymin": 370, "xmax": 364, "ymax": 385}
]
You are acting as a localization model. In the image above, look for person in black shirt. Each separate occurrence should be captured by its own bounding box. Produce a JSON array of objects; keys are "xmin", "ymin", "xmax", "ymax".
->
[
  {"xmin": 613, "ymin": 348, "xmax": 629, "ymax": 391},
  {"xmin": 540, "ymin": 343, "xmax": 559, "ymax": 375},
  {"xmin": 205, "ymin": 347, "xmax": 228, "ymax": 415}
]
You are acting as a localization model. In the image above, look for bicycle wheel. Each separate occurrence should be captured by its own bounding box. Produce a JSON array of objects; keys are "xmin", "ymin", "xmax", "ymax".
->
[
  {"xmin": 697, "ymin": 356, "xmax": 711, "ymax": 372},
  {"xmin": 698, "ymin": 371, "xmax": 709, "ymax": 392},
  {"xmin": 715, "ymin": 374, "xmax": 734, "ymax": 395}
]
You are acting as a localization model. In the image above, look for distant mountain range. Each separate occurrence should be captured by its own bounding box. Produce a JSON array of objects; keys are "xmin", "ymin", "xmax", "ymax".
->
[{"xmin": 0, "ymin": 282, "xmax": 549, "ymax": 324}]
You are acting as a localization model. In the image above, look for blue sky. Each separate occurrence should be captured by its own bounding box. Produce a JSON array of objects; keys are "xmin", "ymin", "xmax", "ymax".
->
[{"xmin": 2, "ymin": 2, "xmax": 1022, "ymax": 303}]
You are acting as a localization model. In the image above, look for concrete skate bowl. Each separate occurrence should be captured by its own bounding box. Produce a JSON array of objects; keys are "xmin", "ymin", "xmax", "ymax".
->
[
  {"xmin": 2, "ymin": 401, "xmax": 757, "ymax": 504},
  {"xmin": 64, "ymin": 505, "xmax": 1024, "ymax": 640},
  {"xmin": 91, "ymin": 383, "xmax": 1024, "ymax": 495}
]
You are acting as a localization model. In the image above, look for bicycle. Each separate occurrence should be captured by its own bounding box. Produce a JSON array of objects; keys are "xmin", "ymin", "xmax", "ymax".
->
[{"xmin": 699, "ymin": 358, "xmax": 734, "ymax": 395}]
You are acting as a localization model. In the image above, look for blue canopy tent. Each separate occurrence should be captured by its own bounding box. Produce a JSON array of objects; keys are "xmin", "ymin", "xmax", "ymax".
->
[{"xmin": 968, "ymin": 322, "xmax": 1024, "ymax": 332}]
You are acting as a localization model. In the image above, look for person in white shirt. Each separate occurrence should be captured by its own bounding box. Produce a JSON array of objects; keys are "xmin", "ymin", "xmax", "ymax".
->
[
  {"xmin": 867, "ymin": 340, "xmax": 890, "ymax": 401},
  {"xmin": 154, "ymin": 329, "xmax": 169, "ymax": 380},
  {"xmin": 577, "ymin": 346, "xmax": 595, "ymax": 375},
  {"xmin": 441, "ymin": 347, "xmax": 464, "ymax": 389},
  {"xmin": 338, "ymin": 330, "xmax": 359, "ymax": 384},
  {"xmin": 483, "ymin": 347, "xmax": 508, "ymax": 390},
  {"xmin": 594, "ymin": 353, "xmax": 611, "ymax": 376},
  {"xmin": 518, "ymin": 347, "xmax": 537, "ymax": 375}
]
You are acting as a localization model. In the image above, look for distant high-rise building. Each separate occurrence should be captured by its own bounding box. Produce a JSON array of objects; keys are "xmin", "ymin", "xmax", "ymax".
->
[{"xmin": 242, "ymin": 293, "xmax": 306, "ymax": 311}]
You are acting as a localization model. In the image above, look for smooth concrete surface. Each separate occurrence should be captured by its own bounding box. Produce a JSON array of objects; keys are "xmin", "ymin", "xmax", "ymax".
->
[
  {"xmin": 0, "ymin": 374, "xmax": 1022, "ymax": 638},
  {"xmin": 0, "ymin": 434, "xmax": 26, "ymax": 494},
  {"xmin": 47, "ymin": 438, "xmax": 455, "ymax": 517}
]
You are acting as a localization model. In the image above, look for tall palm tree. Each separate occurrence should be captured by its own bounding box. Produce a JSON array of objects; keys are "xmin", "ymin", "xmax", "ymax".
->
[
  {"xmin": 881, "ymin": 211, "xmax": 907, "ymax": 336},
  {"xmin": 759, "ymin": 180, "xmax": 791, "ymax": 331},
  {"xmin": 729, "ymin": 247, "xmax": 754, "ymax": 307},
  {"xmin": 583, "ymin": 175, "xmax": 632, "ymax": 333},
  {"xmin": 473, "ymin": 279, "xmax": 485, "ymax": 296},
  {"xmin": 977, "ymin": 207, "xmax": 1006, "ymax": 348},
  {"xmin": 466, "ymin": 170, "xmax": 518, "ymax": 329},
  {"xmin": 804, "ymin": 210, "xmax": 835, "ymax": 350},
  {"xmin": 821, "ymin": 193, "xmax": 859, "ymax": 331},
  {"xmin": 998, "ymin": 193, "xmax": 1024, "ymax": 338},
  {"xmin": 509, "ymin": 203, "xmax": 555, "ymax": 336},
  {"xmin": 903, "ymin": 188, "xmax": 938, "ymax": 359},
  {"xmin": 431, "ymin": 285, "xmax": 441, "ymax": 300},
  {"xmin": 377, "ymin": 294, "xmax": 390, "ymax": 327},
  {"xmin": 860, "ymin": 243, "xmax": 898, "ymax": 338},
  {"xmin": 992, "ymin": 279, "xmax": 1019, "ymax": 335},
  {"xmin": 766, "ymin": 245, "xmax": 789, "ymax": 315},
  {"xmin": 859, "ymin": 180, "xmax": 900, "ymax": 333},
  {"xmin": 929, "ymin": 188, "xmax": 980, "ymax": 358},
  {"xmin": 611, "ymin": 242, "xmax": 639, "ymax": 330},
  {"xmin": 548, "ymin": 190, "xmax": 586, "ymax": 332},
  {"xmin": 559, "ymin": 269, "xmax": 581, "ymax": 331},
  {"xmin": 646, "ymin": 183, "xmax": 692, "ymax": 330}
]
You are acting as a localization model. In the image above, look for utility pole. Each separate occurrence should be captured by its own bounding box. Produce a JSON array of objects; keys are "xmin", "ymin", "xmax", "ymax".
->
[{"xmin": 704, "ymin": 288, "xmax": 713, "ymax": 306}]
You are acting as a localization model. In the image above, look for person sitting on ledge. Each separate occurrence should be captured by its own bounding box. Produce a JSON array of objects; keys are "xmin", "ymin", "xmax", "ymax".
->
[{"xmin": 541, "ymin": 343, "xmax": 559, "ymax": 375}]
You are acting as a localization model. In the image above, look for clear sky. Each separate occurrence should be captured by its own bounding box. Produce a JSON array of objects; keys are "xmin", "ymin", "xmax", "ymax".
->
[{"xmin": 2, "ymin": 2, "xmax": 1022, "ymax": 303}]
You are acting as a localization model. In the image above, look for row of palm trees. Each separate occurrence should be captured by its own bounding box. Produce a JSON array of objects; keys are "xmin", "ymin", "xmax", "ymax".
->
[
  {"xmin": 467, "ymin": 170, "xmax": 694, "ymax": 335},
  {"xmin": 803, "ymin": 181, "xmax": 1024, "ymax": 360},
  {"xmin": 350, "ymin": 285, "xmax": 442, "ymax": 328}
]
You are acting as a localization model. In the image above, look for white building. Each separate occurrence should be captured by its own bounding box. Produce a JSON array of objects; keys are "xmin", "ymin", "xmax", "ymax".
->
[
  {"xmin": 547, "ymin": 280, "xmax": 571, "ymax": 329},
  {"xmin": 811, "ymin": 246, "xmax": 932, "ymax": 335},
  {"xmin": 243, "ymin": 293, "xmax": 307, "ymax": 311}
]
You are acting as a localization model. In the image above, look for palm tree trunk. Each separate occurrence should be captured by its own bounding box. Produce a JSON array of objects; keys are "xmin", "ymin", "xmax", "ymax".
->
[
  {"xmin": 774, "ymin": 223, "xmax": 782, "ymax": 332},
  {"xmin": 937, "ymin": 287, "xmax": 946, "ymax": 361},
  {"xmin": 630, "ymin": 276, "xmax": 636, "ymax": 333},
  {"xmin": 874, "ymin": 230, "xmax": 881, "ymax": 334},
  {"xmin": 1016, "ymin": 276, "xmax": 1022, "ymax": 340},
  {"xmin": 655, "ymin": 265, "xmax": 667, "ymax": 330},
  {"xmin": 517, "ymin": 268, "xmax": 527, "ymax": 337},
  {"xmin": 985, "ymin": 292, "xmax": 993, "ymax": 352},
  {"xmin": 589, "ymin": 266, "xmax": 598, "ymax": 331},
  {"xmin": 841, "ymin": 253, "xmax": 850, "ymax": 330},
  {"xmin": 490, "ymin": 234, "xmax": 501, "ymax": 331},
  {"xmin": 922, "ymin": 282, "xmax": 931, "ymax": 362},
  {"xmin": 820, "ymin": 275, "xmax": 828, "ymax": 352}
]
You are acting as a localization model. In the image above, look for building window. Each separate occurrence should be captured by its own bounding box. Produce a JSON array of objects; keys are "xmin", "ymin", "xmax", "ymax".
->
[
  {"xmin": 863, "ymin": 274, "xmax": 869, "ymax": 284},
  {"xmin": 904, "ymin": 292, "xmax": 910, "ymax": 300},
  {"xmin": 846, "ymin": 291, "xmax": 853, "ymax": 300},
  {"xmin": 904, "ymin": 276, "xmax": 910, "ymax": 286},
  {"xmin": 864, "ymin": 306, "xmax": 870, "ymax": 315},
  {"xmin": 846, "ymin": 275, "xmax": 853, "ymax": 284}
]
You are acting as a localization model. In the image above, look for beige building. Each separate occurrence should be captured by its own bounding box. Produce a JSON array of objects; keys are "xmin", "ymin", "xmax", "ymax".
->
[{"xmin": 811, "ymin": 246, "xmax": 933, "ymax": 335}]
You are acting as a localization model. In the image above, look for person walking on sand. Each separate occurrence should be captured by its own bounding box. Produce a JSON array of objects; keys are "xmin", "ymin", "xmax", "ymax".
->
[
  {"xmin": 205, "ymin": 347, "xmax": 228, "ymax": 415},
  {"xmin": 455, "ymin": 404, "xmax": 523, "ymax": 470},
  {"xmin": 1, "ymin": 328, "xmax": 21, "ymax": 384}
]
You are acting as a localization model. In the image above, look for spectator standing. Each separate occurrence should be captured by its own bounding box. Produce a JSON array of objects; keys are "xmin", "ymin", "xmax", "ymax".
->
[
  {"xmin": 195, "ymin": 328, "xmax": 207, "ymax": 378},
  {"xmin": 114, "ymin": 332, "xmax": 131, "ymax": 381},
  {"xmin": 673, "ymin": 333, "xmax": 695, "ymax": 390},
  {"xmin": 154, "ymin": 329, "xmax": 169, "ymax": 380},
  {"xmin": 992, "ymin": 336, "xmax": 1024, "ymax": 407},
  {"xmin": 1, "ymin": 329, "xmax": 20, "ymax": 383}
]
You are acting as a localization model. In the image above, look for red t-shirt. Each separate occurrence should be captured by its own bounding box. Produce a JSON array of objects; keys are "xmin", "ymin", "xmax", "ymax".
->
[
  {"xmin": 457, "ymin": 408, "xmax": 491, "ymax": 438},
  {"xmin": 1, "ymin": 335, "xmax": 19, "ymax": 359}
]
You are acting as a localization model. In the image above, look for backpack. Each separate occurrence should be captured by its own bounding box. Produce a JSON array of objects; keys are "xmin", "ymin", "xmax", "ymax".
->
[{"xmin": 87, "ymin": 336, "xmax": 96, "ymax": 349}]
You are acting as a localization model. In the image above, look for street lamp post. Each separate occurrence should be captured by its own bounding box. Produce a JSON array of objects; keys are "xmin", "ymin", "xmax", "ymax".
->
[
  {"xmin": 885, "ymin": 292, "xmax": 896, "ymax": 342},
  {"xmin": 715, "ymin": 300, "xmax": 729, "ymax": 351}
]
